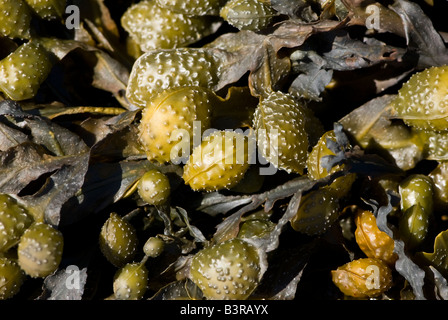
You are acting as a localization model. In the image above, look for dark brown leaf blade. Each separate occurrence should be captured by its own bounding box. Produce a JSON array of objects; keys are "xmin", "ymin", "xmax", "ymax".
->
[
  {"xmin": 289, "ymin": 60, "xmax": 333, "ymax": 101},
  {"xmin": 0, "ymin": 142, "xmax": 69, "ymax": 194},
  {"xmin": 80, "ymin": 110, "xmax": 141, "ymax": 156},
  {"xmin": 251, "ymin": 243, "xmax": 313, "ymax": 300},
  {"xmin": 197, "ymin": 192, "xmax": 253, "ymax": 217},
  {"xmin": 175, "ymin": 207, "xmax": 207, "ymax": 243},
  {"xmin": 268, "ymin": 19, "xmax": 344, "ymax": 52},
  {"xmin": 0, "ymin": 98, "xmax": 89, "ymax": 166},
  {"xmin": 59, "ymin": 160, "xmax": 181, "ymax": 225},
  {"xmin": 25, "ymin": 119, "xmax": 89, "ymax": 158},
  {"xmin": 339, "ymin": 95, "xmax": 425, "ymax": 171},
  {"xmin": 22, "ymin": 150, "xmax": 90, "ymax": 226},
  {"xmin": 205, "ymin": 20, "xmax": 347, "ymax": 99},
  {"xmin": 0, "ymin": 100, "xmax": 90, "ymax": 225},
  {"xmin": 0, "ymin": 120, "xmax": 28, "ymax": 151},
  {"xmin": 390, "ymin": 0, "xmax": 448, "ymax": 68},
  {"xmin": 37, "ymin": 38, "xmax": 131, "ymax": 110},
  {"xmin": 342, "ymin": 0, "xmax": 405, "ymax": 36},
  {"xmin": 211, "ymin": 174, "xmax": 334, "ymax": 244},
  {"xmin": 205, "ymin": 31, "xmax": 267, "ymax": 92},
  {"xmin": 58, "ymin": 161, "xmax": 145, "ymax": 225},
  {"xmin": 374, "ymin": 194, "xmax": 426, "ymax": 300},
  {"xmin": 91, "ymin": 50, "xmax": 131, "ymax": 109},
  {"xmin": 289, "ymin": 29, "xmax": 406, "ymax": 98},
  {"xmin": 249, "ymin": 41, "xmax": 291, "ymax": 97},
  {"xmin": 321, "ymin": 34, "xmax": 404, "ymax": 70}
]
